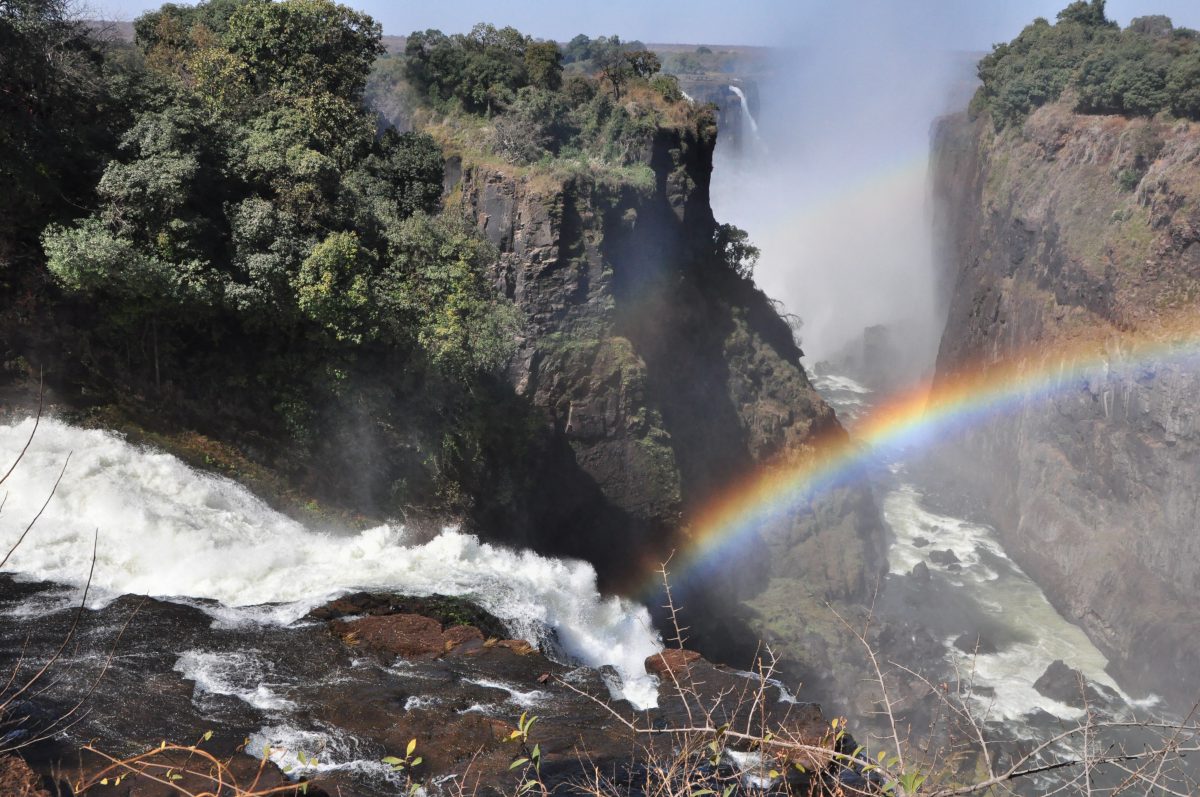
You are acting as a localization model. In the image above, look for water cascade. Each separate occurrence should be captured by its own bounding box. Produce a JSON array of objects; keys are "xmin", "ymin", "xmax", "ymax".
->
[
  {"xmin": 729, "ymin": 85, "xmax": 764, "ymax": 150},
  {"xmin": 0, "ymin": 417, "xmax": 664, "ymax": 708}
]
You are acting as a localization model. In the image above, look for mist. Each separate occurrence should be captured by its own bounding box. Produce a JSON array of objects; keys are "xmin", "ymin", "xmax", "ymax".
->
[{"xmin": 710, "ymin": 4, "xmax": 983, "ymax": 372}]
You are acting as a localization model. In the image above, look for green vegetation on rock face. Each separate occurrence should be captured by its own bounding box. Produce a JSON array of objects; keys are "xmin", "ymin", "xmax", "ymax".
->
[
  {"xmin": 0, "ymin": 1, "xmax": 794, "ymax": 586},
  {"xmin": 973, "ymin": 0, "xmax": 1200, "ymax": 128},
  {"xmin": 2, "ymin": 0, "xmax": 530, "ymax": 519},
  {"xmin": 401, "ymin": 25, "xmax": 690, "ymax": 170},
  {"xmin": 40, "ymin": 0, "xmax": 518, "ymax": 376}
]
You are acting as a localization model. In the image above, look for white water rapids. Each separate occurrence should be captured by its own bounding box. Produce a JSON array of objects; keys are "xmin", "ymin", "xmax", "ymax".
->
[
  {"xmin": 0, "ymin": 417, "xmax": 663, "ymax": 709},
  {"xmin": 812, "ymin": 372, "xmax": 1158, "ymax": 727}
]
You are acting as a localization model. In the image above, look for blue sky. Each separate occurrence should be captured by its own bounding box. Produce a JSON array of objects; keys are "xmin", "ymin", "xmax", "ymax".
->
[{"xmin": 91, "ymin": 0, "xmax": 1200, "ymax": 49}]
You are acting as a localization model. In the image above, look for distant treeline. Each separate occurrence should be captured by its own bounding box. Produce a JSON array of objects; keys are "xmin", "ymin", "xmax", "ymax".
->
[{"xmin": 973, "ymin": 0, "xmax": 1200, "ymax": 128}]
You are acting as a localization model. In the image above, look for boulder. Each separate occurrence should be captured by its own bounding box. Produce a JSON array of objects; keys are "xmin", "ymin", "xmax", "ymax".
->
[
  {"xmin": 1033, "ymin": 659, "xmax": 1117, "ymax": 709},
  {"xmin": 953, "ymin": 633, "xmax": 999, "ymax": 655},
  {"xmin": 332, "ymin": 614, "xmax": 446, "ymax": 659},
  {"xmin": 929, "ymin": 549, "xmax": 960, "ymax": 566},
  {"xmin": 911, "ymin": 561, "xmax": 931, "ymax": 582},
  {"xmin": 645, "ymin": 648, "xmax": 703, "ymax": 676}
]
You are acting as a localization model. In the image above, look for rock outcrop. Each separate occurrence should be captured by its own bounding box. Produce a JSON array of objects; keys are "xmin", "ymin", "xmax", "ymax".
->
[
  {"xmin": 931, "ymin": 102, "xmax": 1200, "ymax": 708},
  {"xmin": 450, "ymin": 116, "xmax": 885, "ymax": 629},
  {"xmin": 1, "ymin": 577, "xmax": 829, "ymax": 797}
]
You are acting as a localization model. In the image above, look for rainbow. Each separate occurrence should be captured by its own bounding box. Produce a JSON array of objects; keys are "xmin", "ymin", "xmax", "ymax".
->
[{"xmin": 639, "ymin": 311, "xmax": 1200, "ymax": 596}]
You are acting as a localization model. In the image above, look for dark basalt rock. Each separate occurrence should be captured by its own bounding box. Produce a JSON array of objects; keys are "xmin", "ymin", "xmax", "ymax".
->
[
  {"xmin": 1033, "ymin": 659, "xmax": 1119, "ymax": 709},
  {"xmin": 931, "ymin": 105, "xmax": 1200, "ymax": 710},
  {"xmin": 911, "ymin": 561, "xmax": 931, "ymax": 582},
  {"xmin": 929, "ymin": 549, "xmax": 960, "ymax": 566},
  {"xmin": 1, "ymin": 580, "xmax": 833, "ymax": 797},
  {"xmin": 953, "ymin": 632, "xmax": 999, "ymax": 655},
  {"xmin": 306, "ymin": 591, "xmax": 510, "ymax": 639}
]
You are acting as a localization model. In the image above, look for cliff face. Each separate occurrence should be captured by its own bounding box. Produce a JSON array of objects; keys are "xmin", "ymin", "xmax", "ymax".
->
[
  {"xmin": 451, "ymin": 119, "xmax": 884, "ymax": 628},
  {"xmin": 932, "ymin": 104, "xmax": 1200, "ymax": 707},
  {"xmin": 2, "ymin": 105, "xmax": 883, "ymax": 675}
]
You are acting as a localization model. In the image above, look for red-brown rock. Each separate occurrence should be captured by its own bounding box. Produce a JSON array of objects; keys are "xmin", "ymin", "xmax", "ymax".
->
[
  {"xmin": 332, "ymin": 614, "xmax": 497, "ymax": 660},
  {"xmin": 0, "ymin": 756, "xmax": 48, "ymax": 797},
  {"xmin": 333, "ymin": 614, "xmax": 445, "ymax": 658},
  {"xmin": 644, "ymin": 648, "xmax": 702, "ymax": 676},
  {"xmin": 442, "ymin": 623, "xmax": 485, "ymax": 652}
]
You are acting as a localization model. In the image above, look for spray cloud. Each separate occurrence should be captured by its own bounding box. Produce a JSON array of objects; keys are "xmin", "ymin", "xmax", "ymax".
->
[{"xmin": 711, "ymin": 3, "xmax": 984, "ymax": 373}]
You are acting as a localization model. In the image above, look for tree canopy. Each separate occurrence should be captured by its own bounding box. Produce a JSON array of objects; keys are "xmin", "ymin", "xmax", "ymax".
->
[
  {"xmin": 973, "ymin": 0, "xmax": 1200, "ymax": 127},
  {"xmin": 31, "ymin": 0, "xmax": 518, "ymax": 378}
]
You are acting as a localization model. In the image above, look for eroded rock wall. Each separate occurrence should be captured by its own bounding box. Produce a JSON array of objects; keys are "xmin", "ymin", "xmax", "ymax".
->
[
  {"xmin": 452, "ymin": 120, "xmax": 884, "ymax": 632},
  {"xmin": 931, "ymin": 104, "xmax": 1200, "ymax": 707}
]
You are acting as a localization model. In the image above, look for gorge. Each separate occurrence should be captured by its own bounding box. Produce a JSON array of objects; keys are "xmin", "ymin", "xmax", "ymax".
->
[{"xmin": 1, "ymin": 1, "xmax": 1199, "ymax": 795}]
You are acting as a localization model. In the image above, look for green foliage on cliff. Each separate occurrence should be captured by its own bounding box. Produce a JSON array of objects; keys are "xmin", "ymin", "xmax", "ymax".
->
[
  {"xmin": 0, "ymin": 0, "xmax": 147, "ymax": 258},
  {"xmin": 973, "ymin": 0, "xmax": 1200, "ymax": 128},
  {"xmin": 36, "ymin": 0, "xmax": 517, "ymax": 376},
  {"xmin": 402, "ymin": 24, "xmax": 695, "ymax": 168},
  {"xmin": 1, "ymin": 0, "xmax": 532, "ymax": 517}
]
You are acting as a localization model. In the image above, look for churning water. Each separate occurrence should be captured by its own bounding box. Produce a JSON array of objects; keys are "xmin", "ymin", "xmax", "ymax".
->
[
  {"xmin": 0, "ymin": 417, "xmax": 664, "ymax": 709},
  {"xmin": 811, "ymin": 371, "xmax": 1159, "ymax": 728}
]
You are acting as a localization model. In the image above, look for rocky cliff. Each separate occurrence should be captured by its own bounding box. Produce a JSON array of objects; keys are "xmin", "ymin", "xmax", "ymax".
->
[
  {"xmin": 931, "ymin": 103, "xmax": 1200, "ymax": 708},
  {"xmin": 447, "ymin": 116, "xmax": 885, "ymax": 668},
  {"xmin": 2, "ymin": 103, "xmax": 884, "ymax": 673}
]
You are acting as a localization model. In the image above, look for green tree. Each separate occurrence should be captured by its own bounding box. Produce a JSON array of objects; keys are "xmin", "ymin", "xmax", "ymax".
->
[
  {"xmin": 1057, "ymin": 0, "xmax": 1115, "ymax": 28},
  {"xmin": 714, "ymin": 224, "xmax": 759, "ymax": 280},
  {"xmin": 1167, "ymin": 49, "xmax": 1200, "ymax": 119},
  {"xmin": 379, "ymin": 215, "xmax": 520, "ymax": 374},
  {"xmin": 524, "ymin": 40, "xmax": 563, "ymax": 91},
  {"xmin": 226, "ymin": 0, "xmax": 383, "ymax": 98},
  {"xmin": 295, "ymin": 230, "xmax": 375, "ymax": 342},
  {"xmin": 624, "ymin": 50, "xmax": 661, "ymax": 79},
  {"xmin": 0, "ymin": 0, "xmax": 136, "ymax": 253},
  {"xmin": 595, "ymin": 43, "xmax": 633, "ymax": 99},
  {"xmin": 562, "ymin": 34, "xmax": 592, "ymax": 64}
]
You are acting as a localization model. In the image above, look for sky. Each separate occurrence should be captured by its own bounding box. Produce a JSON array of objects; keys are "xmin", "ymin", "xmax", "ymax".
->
[{"xmin": 90, "ymin": 0, "xmax": 1200, "ymax": 48}]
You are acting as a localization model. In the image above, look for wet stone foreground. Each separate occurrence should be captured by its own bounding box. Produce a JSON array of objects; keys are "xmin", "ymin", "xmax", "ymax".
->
[{"xmin": 0, "ymin": 577, "xmax": 828, "ymax": 796}]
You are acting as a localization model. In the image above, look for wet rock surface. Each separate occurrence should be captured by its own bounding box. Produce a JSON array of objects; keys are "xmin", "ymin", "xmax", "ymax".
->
[
  {"xmin": 931, "ymin": 104, "xmax": 1200, "ymax": 709},
  {"xmin": 1033, "ymin": 659, "xmax": 1119, "ymax": 710},
  {"xmin": 0, "ymin": 755, "xmax": 49, "ymax": 797},
  {"xmin": 0, "ymin": 577, "xmax": 829, "ymax": 796}
]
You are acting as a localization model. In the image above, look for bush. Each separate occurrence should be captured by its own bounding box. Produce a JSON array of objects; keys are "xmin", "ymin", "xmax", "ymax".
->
[{"xmin": 714, "ymin": 224, "xmax": 759, "ymax": 279}]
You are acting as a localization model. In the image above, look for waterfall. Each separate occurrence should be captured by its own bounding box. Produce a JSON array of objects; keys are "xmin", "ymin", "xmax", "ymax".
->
[
  {"xmin": 729, "ymin": 85, "xmax": 761, "ymax": 137},
  {"xmin": 0, "ymin": 417, "xmax": 664, "ymax": 708}
]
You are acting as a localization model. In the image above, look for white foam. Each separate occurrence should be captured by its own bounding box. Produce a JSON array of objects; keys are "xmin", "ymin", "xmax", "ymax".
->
[
  {"xmin": 248, "ymin": 723, "xmax": 400, "ymax": 783},
  {"xmin": 403, "ymin": 695, "xmax": 438, "ymax": 711},
  {"xmin": 813, "ymin": 373, "xmax": 872, "ymax": 395},
  {"xmin": 174, "ymin": 649, "xmax": 296, "ymax": 711},
  {"xmin": 884, "ymin": 486, "xmax": 1008, "ymax": 577},
  {"xmin": 883, "ymin": 485, "xmax": 1141, "ymax": 722},
  {"xmin": 0, "ymin": 417, "xmax": 663, "ymax": 709},
  {"xmin": 464, "ymin": 677, "xmax": 549, "ymax": 708}
]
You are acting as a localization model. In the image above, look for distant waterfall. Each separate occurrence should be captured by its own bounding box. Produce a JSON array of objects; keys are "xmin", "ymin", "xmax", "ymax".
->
[{"xmin": 729, "ymin": 85, "xmax": 760, "ymax": 137}]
